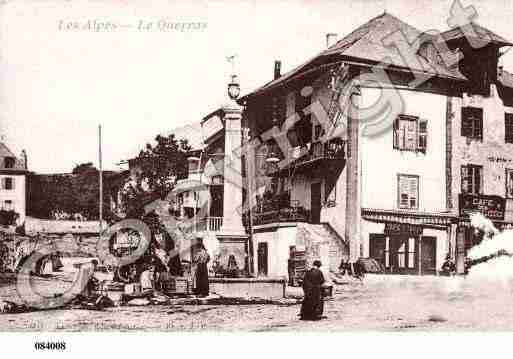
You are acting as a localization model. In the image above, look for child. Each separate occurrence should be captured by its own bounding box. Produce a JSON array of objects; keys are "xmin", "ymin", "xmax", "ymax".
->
[{"xmin": 140, "ymin": 264, "xmax": 156, "ymax": 296}]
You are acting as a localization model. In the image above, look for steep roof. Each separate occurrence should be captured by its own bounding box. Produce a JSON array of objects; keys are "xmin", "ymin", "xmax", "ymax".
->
[
  {"xmin": 441, "ymin": 22, "xmax": 512, "ymax": 46},
  {"xmin": 245, "ymin": 13, "xmax": 505, "ymax": 98},
  {"xmin": 0, "ymin": 142, "xmax": 26, "ymax": 171}
]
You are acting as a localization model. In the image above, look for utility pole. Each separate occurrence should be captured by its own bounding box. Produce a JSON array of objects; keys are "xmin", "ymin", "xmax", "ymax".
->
[{"xmin": 99, "ymin": 125, "xmax": 103, "ymax": 237}]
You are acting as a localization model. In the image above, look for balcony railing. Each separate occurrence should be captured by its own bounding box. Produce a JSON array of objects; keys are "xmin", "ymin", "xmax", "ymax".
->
[
  {"xmin": 266, "ymin": 138, "xmax": 346, "ymax": 177},
  {"xmin": 296, "ymin": 139, "xmax": 345, "ymax": 166},
  {"xmin": 181, "ymin": 216, "xmax": 223, "ymax": 233},
  {"xmin": 244, "ymin": 193, "xmax": 310, "ymax": 226},
  {"xmin": 206, "ymin": 216, "xmax": 223, "ymax": 231}
]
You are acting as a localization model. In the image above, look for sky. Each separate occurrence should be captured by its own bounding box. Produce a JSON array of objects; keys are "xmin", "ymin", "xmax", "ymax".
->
[{"xmin": 2, "ymin": 0, "xmax": 513, "ymax": 174}]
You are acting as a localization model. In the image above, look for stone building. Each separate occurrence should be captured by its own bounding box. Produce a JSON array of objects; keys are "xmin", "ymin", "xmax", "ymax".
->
[
  {"xmin": 0, "ymin": 142, "xmax": 28, "ymax": 225},
  {"xmin": 239, "ymin": 12, "xmax": 513, "ymax": 276}
]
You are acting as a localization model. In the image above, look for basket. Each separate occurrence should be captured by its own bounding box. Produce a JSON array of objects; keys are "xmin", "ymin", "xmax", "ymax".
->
[{"xmin": 321, "ymin": 285, "xmax": 333, "ymax": 298}]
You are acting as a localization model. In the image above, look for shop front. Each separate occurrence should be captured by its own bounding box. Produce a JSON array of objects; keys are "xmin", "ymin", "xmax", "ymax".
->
[
  {"xmin": 362, "ymin": 209, "xmax": 454, "ymax": 275},
  {"xmin": 369, "ymin": 228, "xmax": 437, "ymax": 275}
]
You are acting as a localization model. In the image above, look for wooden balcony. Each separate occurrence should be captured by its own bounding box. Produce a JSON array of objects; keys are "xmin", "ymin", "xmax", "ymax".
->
[
  {"xmin": 267, "ymin": 138, "xmax": 346, "ymax": 177},
  {"xmin": 244, "ymin": 194, "xmax": 310, "ymax": 226}
]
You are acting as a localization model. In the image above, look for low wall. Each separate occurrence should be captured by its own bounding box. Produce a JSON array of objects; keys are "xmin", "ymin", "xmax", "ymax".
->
[
  {"xmin": 209, "ymin": 277, "xmax": 286, "ymax": 299},
  {"xmin": 25, "ymin": 217, "xmax": 105, "ymax": 234}
]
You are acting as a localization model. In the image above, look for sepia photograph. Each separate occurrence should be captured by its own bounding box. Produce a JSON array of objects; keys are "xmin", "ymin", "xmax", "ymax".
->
[{"xmin": 2, "ymin": 0, "xmax": 513, "ymax": 355}]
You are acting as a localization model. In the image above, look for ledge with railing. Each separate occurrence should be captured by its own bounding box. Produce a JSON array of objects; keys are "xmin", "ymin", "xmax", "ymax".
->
[
  {"xmin": 180, "ymin": 216, "xmax": 224, "ymax": 233},
  {"xmin": 244, "ymin": 192, "xmax": 310, "ymax": 227},
  {"xmin": 266, "ymin": 138, "xmax": 346, "ymax": 177}
]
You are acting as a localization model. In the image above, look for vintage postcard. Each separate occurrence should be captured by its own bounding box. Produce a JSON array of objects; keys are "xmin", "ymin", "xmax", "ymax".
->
[{"xmin": 1, "ymin": 0, "xmax": 513, "ymax": 355}]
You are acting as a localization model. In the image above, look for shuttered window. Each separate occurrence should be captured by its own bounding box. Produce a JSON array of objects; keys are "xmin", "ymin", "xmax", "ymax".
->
[
  {"xmin": 393, "ymin": 115, "xmax": 428, "ymax": 153},
  {"xmin": 461, "ymin": 164, "xmax": 482, "ymax": 195},
  {"xmin": 505, "ymin": 113, "xmax": 513, "ymax": 144},
  {"xmin": 398, "ymin": 174, "xmax": 419, "ymax": 210},
  {"xmin": 2, "ymin": 177, "xmax": 14, "ymax": 190},
  {"xmin": 461, "ymin": 107, "xmax": 483, "ymax": 140},
  {"xmin": 418, "ymin": 119, "xmax": 428, "ymax": 153}
]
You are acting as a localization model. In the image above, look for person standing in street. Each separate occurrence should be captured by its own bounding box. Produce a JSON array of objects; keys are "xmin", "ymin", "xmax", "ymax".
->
[
  {"xmin": 192, "ymin": 239, "xmax": 210, "ymax": 297},
  {"xmin": 299, "ymin": 260, "xmax": 325, "ymax": 321}
]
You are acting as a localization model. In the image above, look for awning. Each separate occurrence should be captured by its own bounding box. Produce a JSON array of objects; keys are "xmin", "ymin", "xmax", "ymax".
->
[
  {"xmin": 361, "ymin": 208, "xmax": 455, "ymax": 227},
  {"xmin": 172, "ymin": 178, "xmax": 211, "ymax": 194}
]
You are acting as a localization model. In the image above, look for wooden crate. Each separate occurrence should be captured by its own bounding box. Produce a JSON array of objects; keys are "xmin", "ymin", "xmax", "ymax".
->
[{"xmin": 161, "ymin": 276, "xmax": 192, "ymax": 295}]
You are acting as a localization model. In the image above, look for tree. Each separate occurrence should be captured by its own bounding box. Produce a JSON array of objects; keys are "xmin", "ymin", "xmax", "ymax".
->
[
  {"xmin": 27, "ymin": 163, "xmax": 117, "ymax": 221},
  {"xmin": 72, "ymin": 162, "xmax": 96, "ymax": 175},
  {"xmin": 120, "ymin": 134, "xmax": 191, "ymax": 218}
]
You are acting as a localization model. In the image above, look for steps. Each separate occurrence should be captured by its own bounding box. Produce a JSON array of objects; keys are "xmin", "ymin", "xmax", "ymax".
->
[{"xmin": 298, "ymin": 223, "xmax": 348, "ymax": 273}]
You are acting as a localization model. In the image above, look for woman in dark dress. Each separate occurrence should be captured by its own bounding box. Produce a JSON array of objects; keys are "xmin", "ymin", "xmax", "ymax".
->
[
  {"xmin": 300, "ymin": 260, "xmax": 325, "ymax": 321},
  {"xmin": 192, "ymin": 242, "xmax": 210, "ymax": 297}
]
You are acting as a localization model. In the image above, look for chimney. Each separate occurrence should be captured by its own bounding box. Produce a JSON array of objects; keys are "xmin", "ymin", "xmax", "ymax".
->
[
  {"xmin": 274, "ymin": 60, "xmax": 281, "ymax": 80},
  {"xmin": 326, "ymin": 33, "xmax": 338, "ymax": 48}
]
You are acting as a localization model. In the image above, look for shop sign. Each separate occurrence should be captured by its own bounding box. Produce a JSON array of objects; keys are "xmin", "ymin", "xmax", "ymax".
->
[
  {"xmin": 384, "ymin": 222, "xmax": 423, "ymax": 236},
  {"xmin": 458, "ymin": 193, "xmax": 505, "ymax": 221}
]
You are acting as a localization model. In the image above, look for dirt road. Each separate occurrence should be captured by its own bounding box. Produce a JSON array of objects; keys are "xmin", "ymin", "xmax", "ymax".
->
[{"xmin": 3, "ymin": 270, "xmax": 513, "ymax": 331}]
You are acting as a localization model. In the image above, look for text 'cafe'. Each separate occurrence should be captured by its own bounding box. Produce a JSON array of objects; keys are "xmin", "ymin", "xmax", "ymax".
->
[{"xmin": 456, "ymin": 193, "xmax": 510, "ymax": 272}]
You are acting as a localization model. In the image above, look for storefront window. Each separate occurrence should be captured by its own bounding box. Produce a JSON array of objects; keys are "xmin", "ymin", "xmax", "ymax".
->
[
  {"xmin": 385, "ymin": 237, "xmax": 390, "ymax": 268},
  {"xmin": 408, "ymin": 237, "xmax": 415, "ymax": 269},
  {"xmin": 397, "ymin": 241, "xmax": 406, "ymax": 268}
]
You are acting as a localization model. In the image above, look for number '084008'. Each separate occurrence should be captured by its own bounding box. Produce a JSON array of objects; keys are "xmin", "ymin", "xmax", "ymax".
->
[{"xmin": 34, "ymin": 342, "xmax": 66, "ymax": 351}]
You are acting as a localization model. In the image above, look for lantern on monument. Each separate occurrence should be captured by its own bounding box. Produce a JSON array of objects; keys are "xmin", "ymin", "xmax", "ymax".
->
[{"xmin": 227, "ymin": 74, "xmax": 240, "ymax": 100}]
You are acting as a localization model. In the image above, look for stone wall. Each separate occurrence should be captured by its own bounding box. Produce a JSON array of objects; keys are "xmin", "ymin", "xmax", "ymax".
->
[{"xmin": 450, "ymin": 85, "xmax": 513, "ymax": 221}]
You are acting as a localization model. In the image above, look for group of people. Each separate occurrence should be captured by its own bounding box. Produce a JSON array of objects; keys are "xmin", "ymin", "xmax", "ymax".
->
[{"xmin": 82, "ymin": 238, "xmax": 212, "ymax": 303}]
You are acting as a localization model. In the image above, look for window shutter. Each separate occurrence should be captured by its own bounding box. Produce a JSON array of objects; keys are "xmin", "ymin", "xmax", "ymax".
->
[
  {"xmin": 418, "ymin": 119, "xmax": 428, "ymax": 153},
  {"xmin": 475, "ymin": 116, "xmax": 483, "ymax": 140},
  {"xmin": 1, "ymin": 178, "xmax": 5, "ymax": 190},
  {"xmin": 408, "ymin": 177, "xmax": 418, "ymax": 208},
  {"xmin": 461, "ymin": 108, "xmax": 470, "ymax": 137},
  {"xmin": 398, "ymin": 176, "xmax": 408, "ymax": 207},
  {"xmin": 11, "ymin": 178, "xmax": 15, "ymax": 190},
  {"xmin": 398, "ymin": 175, "xmax": 418, "ymax": 209},
  {"xmin": 461, "ymin": 166, "xmax": 469, "ymax": 193},
  {"xmin": 393, "ymin": 118, "xmax": 399, "ymax": 149},
  {"xmin": 474, "ymin": 166, "xmax": 482, "ymax": 194},
  {"xmin": 405, "ymin": 120, "xmax": 417, "ymax": 150},
  {"xmin": 505, "ymin": 114, "xmax": 513, "ymax": 143},
  {"xmin": 507, "ymin": 170, "xmax": 513, "ymax": 198}
]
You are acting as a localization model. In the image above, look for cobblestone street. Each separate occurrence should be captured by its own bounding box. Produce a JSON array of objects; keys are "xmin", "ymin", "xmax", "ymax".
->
[{"xmin": 3, "ymin": 272, "xmax": 513, "ymax": 331}]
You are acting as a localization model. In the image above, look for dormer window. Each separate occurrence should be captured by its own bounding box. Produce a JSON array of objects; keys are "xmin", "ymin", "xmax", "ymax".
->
[{"xmin": 4, "ymin": 157, "xmax": 15, "ymax": 169}]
